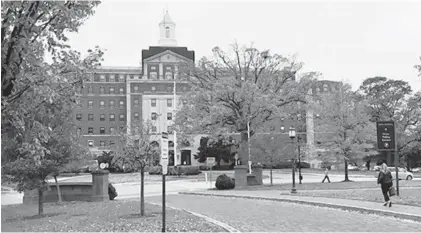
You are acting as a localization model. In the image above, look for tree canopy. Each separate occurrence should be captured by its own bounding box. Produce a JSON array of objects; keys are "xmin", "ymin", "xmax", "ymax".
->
[{"xmin": 175, "ymin": 43, "xmax": 316, "ymax": 163}]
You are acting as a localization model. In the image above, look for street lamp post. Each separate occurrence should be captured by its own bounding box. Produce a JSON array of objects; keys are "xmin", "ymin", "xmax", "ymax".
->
[
  {"xmin": 289, "ymin": 127, "xmax": 297, "ymax": 194},
  {"xmin": 298, "ymin": 136, "xmax": 302, "ymax": 184}
]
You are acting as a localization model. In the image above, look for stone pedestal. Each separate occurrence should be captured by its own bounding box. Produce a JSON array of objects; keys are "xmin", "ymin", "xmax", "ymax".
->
[
  {"xmin": 234, "ymin": 165, "xmax": 248, "ymax": 188},
  {"xmin": 91, "ymin": 170, "xmax": 109, "ymax": 202},
  {"xmin": 251, "ymin": 164, "xmax": 263, "ymax": 185}
]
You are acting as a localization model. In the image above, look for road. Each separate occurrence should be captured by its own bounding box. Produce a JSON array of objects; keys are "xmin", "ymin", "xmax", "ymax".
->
[
  {"xmin": 146, "ymin": 194, "xmax": 421, "ymax": 232},
  {"xmin": 2, "ymin": 170, "xmax": 416, "ymax": 206}
]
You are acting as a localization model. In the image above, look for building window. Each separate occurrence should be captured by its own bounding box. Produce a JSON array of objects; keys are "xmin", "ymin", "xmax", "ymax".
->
[
  {"xmin": 151, "ymin": 112, "xmax": 157, "ymax": 120},
  {"xmin": 134, "ymin": 85, "xmax": 139, "ymax": 92},
  {"xmin": 109, "ymin": 87, "xmax": 115, "ymax": 94},
  {"xmin": 280, "ymin": 126, "xmax": 285, "ymax": 132},
  {"xmin": 110, "ymin": 127, "xmax": 115, "ymax": 133},
  {"xmin": 151, "ymin": 66, "xmax": 156, "ymax": 70},
  {"xmin": 167, "ymin": 99, "xmax": 172, "ymax": 107},
  {"xmin": 76, "ymin": 114, "xmax": 82, "ymax": 121},
  {"xmin": 88, "ymin": 114, "xmax": 94, "ymax": 121},
  {"xmin": 100, "ymin": 141, "xmax": 105, "ymax": 146},
  {"xmin": 165, "ymin": 26, "xmax": 170, "ymax": 38},
  {"xmin": 182, "ymin": 100, "xmax": 187, "ymax": 105},
  {"xmin": 134, "ymin": 112, "xmax": 140, "ymax": 120},
  {"xmin": 77, "ymin": 128, "xmax": 82, "ymax": 135},
  {"xmin": 100, "ymin": 75, "xmax": 105, "ymax": 82},
  {"xmin": 323, "ymin": 84, "xmax": 329, "ymax": 92},
  {"xmin": 119, "ymin": 114, "xmax": 125, "ymax": 121},
  {"xmin": 119, "ymin": 87, "xmax": 124, "ymax": 94},
  {"xmin": 151, "ymin": 99, "xmax": 156, "ymax": 107},
  {"xmin": 88, "ymin": 100, "xmax": 93, "ymax": 108},
  {"xmin": 119, "ymin": 75, "xmax": 125, "ymax": 82},
  {"xmin": 119, "ymin": 126, "xmax": 125, "ymax": 132},
  {"xmin": 150, "ymin": 72, "xmax": 158, "ymax": 80},
  {"xmin": 168, "ymin": 125, "xmax": 173, "ymax": 134},
  {"xmin": 100, "ymin": 86, "xmax": 105, "ymax": 94},
  {"xmin": 120, "ymin": 100, "xmax": 125, "ymax": 108},
  {"xmin": 109, "ymin": 100, "xmax": 115, "ymax": 108},
  {"xmin": 100, "ymin": 100, "xmax": 105, "ymax": 108},
  {"xmin": 110, "ymin": 140, "xmax": 115, "ymax": 146},
  {"xmin": 88, "ymin": 128, "xmax": 94, "ymax": 135},
  {"xmin": 151, "ymin": 86, "xmax": 156, "ymax": 91},
  {"xmin": 109, "ymin": 75, "xmax": 115, "ymax": 82},
  {"xmin": 88, "ymin": 86, "xmax": 93, "ymax": 94},
  {"xmin": 100, "ymin": 114, "xmax": 105, "ymax": 121},
  {"xmin": 167, "ymin": 112, "xmax": 172, "ymax": 120},
  {"xmin": 100, "ymin": 127, "xmax": 105, "ymax": 134},
  {"xmin": 165, "ymin": 72, "xmax": 172, "ymax": 80},
  {"xmin": 110, "ymin": 114, "xmax": 115, "ymax": 121},
  {"xmin": 134, "ymin": 99, "xmax": 139, "ymax": 107},
  {"xmin": 88, "ymin": 140, "xmax": 94, "ymax": 147},
  {"xmin": 152, "ymin": 126, "xmax": 157, "ymax": 132}
]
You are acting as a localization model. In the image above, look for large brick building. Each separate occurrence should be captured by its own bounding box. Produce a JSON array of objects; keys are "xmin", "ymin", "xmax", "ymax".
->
[
  {"xmin": 74, "ymin": 11, "xmax": 345, "ymax": 168},
  {"xmin": 75, "ymin": 11, "xmax": 195, "ymax": 165}
]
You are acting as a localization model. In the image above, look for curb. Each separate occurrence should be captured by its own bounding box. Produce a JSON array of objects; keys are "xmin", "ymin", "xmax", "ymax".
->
[
  {"xmin": 147, "ymin": 201, "xmax": 240, "ymax": 233},
  {"xmin": 178, "ymin": 192, "xmax": 421, "ymax": 222}
]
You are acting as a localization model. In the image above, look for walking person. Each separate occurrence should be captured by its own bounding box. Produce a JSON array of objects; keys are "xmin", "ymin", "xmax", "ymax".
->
[
  {"xmin": 321, "ymin": 168, "xmax": 331, "ymax": 183},
  {"xmin": 377, "ymin": 163, "xmax": 393, "ymax": 207}
]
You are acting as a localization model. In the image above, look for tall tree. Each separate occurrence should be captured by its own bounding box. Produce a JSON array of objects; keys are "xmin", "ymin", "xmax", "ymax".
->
[
  {"xmin": 358, "ymin": 77, "xmax": 421, "ymax": 163},
  {"xmin": 175, "ymin": 43, "xmax": 315, "ymax": 165},
  {"xmin": 316, "ymin": 84, "xmax": 376, "ymax": 181},
  {"xmin": 1, "ymin": 1, "xmax": 102, "ymax": 215},
  {"xmin": 114, "ymin": 121, "xmax": 156, "ymax": 216}
]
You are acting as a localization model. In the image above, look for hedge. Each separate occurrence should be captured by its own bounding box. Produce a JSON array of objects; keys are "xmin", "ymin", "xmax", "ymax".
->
[{"xmin": 148, "ymin": 165, "xmax": 201, "ymax": 176}]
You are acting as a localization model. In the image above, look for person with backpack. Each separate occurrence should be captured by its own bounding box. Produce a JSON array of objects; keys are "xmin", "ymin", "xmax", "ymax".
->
[{"xmin": 377, "ymin": 163, "xmax": 393, "ymax": 207}]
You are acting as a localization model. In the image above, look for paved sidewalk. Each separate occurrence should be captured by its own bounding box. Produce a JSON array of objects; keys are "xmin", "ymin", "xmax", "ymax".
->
[{"xmin": 179, "ymin": 189, "xmax": 421, "ymax": 222}]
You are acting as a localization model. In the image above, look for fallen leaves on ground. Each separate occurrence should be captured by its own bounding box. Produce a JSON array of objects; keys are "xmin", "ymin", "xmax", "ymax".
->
[{"xmin": 1, "ymin": 200, "xmax": 227, "ymax": 232}]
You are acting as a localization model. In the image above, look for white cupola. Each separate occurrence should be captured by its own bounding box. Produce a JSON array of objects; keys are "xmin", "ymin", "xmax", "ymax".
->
[{"xmin": 158, "ymin": 10, "xmax": 177, "ymax": 46}]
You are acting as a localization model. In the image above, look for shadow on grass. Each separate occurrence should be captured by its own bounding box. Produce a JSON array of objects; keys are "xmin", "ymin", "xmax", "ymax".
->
[
  {"xmin": 120, "ymin": 212, "xmax": 160, "ymax": 219},
  {"xmin": 5, "ymin": 212, "xmax": 66, "ymax": 222},
  {"xmin": 341, "ymin": 180, "xmax": 354, "ymax": 182}
]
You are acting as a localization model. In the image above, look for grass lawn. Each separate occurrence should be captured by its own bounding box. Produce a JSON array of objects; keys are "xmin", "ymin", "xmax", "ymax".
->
[
  {"xmin": 281, "ymin": 188, "xmax": 421, "ymax": 207},
  {"xmin": 237, "ymin": 180, "xmax": 421, "ymax": 191},
  {"xmin": 1, "ymin": 200, "xmax": 227, "ymax": 232}
]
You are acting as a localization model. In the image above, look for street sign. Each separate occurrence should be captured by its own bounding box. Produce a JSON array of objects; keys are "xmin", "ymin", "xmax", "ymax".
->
[
  {"xmin": 161, "ymin": 132, "xmax": 169, "ymax": 174},
  {"xmin": 376, "ymin": 121, "xmax": 395, "ymax": 151},
  {"xmin": 206, "ymin": 157, "xmax": 216, "ymax": 166}
]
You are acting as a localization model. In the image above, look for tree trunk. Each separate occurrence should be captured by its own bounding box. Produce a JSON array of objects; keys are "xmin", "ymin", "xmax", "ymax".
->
[
  {"xmin": 54, "ymin": 176, "xmax": 62, "ymax": 203},
  {"xmin": 38, "ymin": 188, "xmax": 44, "ymax": 215},
  {"xmin": 140, "ymin": 170, "xmax": 145, "ymax": 216},
  {"xmin": 239, "ymin": 131, "xmax": 249, "ymax": 165},
  {"xmin": 344, "ymin": 159, "xmax": 350, "ymax": 182}
]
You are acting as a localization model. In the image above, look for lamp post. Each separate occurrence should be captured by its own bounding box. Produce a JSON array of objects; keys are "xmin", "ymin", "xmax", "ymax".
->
[
  {"xmin": 298, "ymin": 136, "xmax": 302, "ymax": 184},
  {"xmin": 289, "ymin": 127, "xmax": 297, "ymax": 194}
]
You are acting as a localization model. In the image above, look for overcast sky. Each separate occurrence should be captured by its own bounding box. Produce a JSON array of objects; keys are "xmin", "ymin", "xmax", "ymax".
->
[{"xmin": 67, "ymin": 0, "xmax": 421, "ymax": 91}]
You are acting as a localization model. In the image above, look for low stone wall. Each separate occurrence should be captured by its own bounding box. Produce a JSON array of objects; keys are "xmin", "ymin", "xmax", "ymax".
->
[{"xmin": 23, "ymin": 182, "xmax": 92, "ymax": 205}]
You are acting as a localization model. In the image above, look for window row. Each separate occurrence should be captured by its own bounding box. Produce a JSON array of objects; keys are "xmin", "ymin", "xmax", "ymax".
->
[
  {"xmin": 78, "ymin": 100, "xmax": 127, "ymax": 109},
  {"xmin": 151, "ymin": 112, "xmax": 172, "ymax": 121},
  {"xmin": 76, "ymin": 113, "xmax": 127, "ymax": 121},
  {"xmin": 95, "ymin": 74, "xmax": 128, "ymax": 82},
  {"xmin": 79, "ymin": 125, "xmax": 171, "ymax": 136},
  {"xmin": 78, "ymin": 86, "xmax": 125, "ymax": 94},
  {"xmin": 151, "ymin": 99, "xmax": 173, "ymax": 107},
  {"xmin": 87, "ymin": 140, "xmax": 116, "ymax": 148}
]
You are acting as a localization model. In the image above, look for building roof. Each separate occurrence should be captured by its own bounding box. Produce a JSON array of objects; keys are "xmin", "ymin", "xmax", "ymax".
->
[
  {"xmin": 160, "ymin": 11, "xmax": 175, "ymax": 25},
  {"xmin": 142, "ymin": 46, "xmax": 195, "ymax": 64}
]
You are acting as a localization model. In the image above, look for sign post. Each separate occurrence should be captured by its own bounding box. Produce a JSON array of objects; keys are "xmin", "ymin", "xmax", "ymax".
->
[
  {"xmin": 376, "ymin": 121, "xmax": 399, "ymax": 196},
  {"xmin": 160, "ymin": 132, "xmax": 169, "ymax": 232},
  {"xmin": 206, "ymin": 157, "xmax": 215, "ymax": 189}
]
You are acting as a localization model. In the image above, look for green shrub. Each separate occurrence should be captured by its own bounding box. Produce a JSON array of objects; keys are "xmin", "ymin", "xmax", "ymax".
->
[
  {"xmin": 108, "ymin": 183, "xmax": 118, "ymax": 200},
  {"xmin": 148, "ymin": 166, "xmax": 201, "ymax": 176},
  {"xmin": 215, "ymin": 174, "xmax": 235, "ymax": 190}
]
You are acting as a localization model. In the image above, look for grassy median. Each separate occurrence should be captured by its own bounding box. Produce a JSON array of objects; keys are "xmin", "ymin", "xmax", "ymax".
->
[{"xmin": 1, "ymin": 200, "xmax": 227, "ymax": 232}]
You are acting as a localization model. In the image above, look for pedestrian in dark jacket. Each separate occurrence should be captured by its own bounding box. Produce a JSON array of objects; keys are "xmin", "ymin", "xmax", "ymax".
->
[
  {"xmin": 321, "ymin": 168, "xmax": 330, "ymax": 183},
  {"xmin": 377, "ymin": 163, "xmax": 393, "ymax": 207}
]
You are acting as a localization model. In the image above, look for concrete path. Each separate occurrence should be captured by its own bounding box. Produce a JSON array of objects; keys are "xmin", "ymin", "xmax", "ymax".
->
[{"xmin": 179, "ymin": 189, "xmax": 421, "ymax": 222}]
